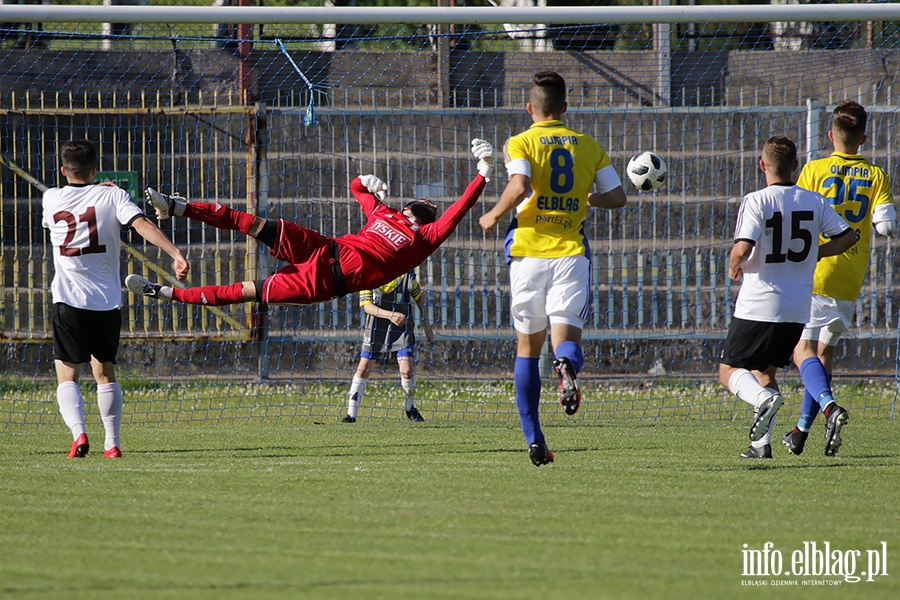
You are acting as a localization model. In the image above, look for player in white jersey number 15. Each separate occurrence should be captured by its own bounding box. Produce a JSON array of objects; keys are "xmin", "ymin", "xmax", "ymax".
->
[{"xmin": 717, "ymin": 135, "xmax": 856, "ymax": 460}]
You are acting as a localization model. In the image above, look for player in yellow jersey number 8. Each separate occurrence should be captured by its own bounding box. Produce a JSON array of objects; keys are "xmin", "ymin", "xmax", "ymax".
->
[{"xmin": 479, "ymin": 70, "xmax": 627, "ymax": 467}]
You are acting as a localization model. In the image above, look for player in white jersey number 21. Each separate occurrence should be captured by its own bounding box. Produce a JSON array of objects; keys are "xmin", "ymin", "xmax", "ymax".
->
[{"xmin": 42, "ymin": 140, "xmax": 188, "ymax": 459}]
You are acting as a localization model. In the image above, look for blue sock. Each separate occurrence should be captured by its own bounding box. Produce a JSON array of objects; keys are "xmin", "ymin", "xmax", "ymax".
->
[
  {"xmin": 555, "ymin": 340, "xmax": 584, "ymax": 374},
  {"xmin": 514, "ymin": 356, "xmax": 543, "ymax": 445},
  {"xmin": 799, "ymin": 357, "xmax": 835, "ymax": 409},
  {"xmin": 797, "ymin": 390, "xmax": 820, "ymax": 431}
]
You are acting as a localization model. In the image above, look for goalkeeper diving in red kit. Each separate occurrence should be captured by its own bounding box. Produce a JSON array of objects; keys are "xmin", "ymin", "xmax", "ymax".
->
[{"xmin": 126, "ymin": 139, "xmax": 494, "ymax": 306}]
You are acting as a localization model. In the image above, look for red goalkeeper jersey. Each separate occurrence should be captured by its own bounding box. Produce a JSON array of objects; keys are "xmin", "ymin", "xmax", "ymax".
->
[
  {"xmin": 261, "ymin": 175, "xmax": 486, "ymax": 305},
  {"xmin": 338, "ymin": 175, "xmax": 486, "ymax": 291}
]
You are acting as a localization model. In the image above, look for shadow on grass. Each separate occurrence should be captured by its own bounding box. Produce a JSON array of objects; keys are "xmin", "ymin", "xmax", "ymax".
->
[{"xmin": 3, "ymin": 572, "xmax": 538, "ymax": 597}]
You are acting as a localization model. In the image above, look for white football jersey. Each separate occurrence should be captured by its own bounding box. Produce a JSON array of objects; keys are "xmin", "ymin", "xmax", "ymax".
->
[
  {"xmin": 732, "ymin": 183, "xmax": 851, "ymax": 324},
  {"xmin": 42, "ymin": 184, "xmax": 144, "ymax": 310}
]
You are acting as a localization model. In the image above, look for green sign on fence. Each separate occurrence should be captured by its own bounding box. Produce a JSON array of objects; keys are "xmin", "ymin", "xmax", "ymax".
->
[{"xmin": 96, "ymin": 171, "xmax": 139, "ymax": 202}]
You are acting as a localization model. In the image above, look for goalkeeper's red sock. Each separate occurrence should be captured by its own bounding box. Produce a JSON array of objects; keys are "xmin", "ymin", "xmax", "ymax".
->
[
  {"xmin": 183, "ymin": 202, "xmax": 256, "ymax": 235},
  {"xmin": 171, "ymin": 283, "xmax": 245, "ymax": 306}
]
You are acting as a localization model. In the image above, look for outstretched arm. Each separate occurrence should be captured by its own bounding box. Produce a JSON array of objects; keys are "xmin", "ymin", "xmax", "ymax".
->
[
  {"xmin": 131, "ymin": 216, "xmax": 189, "ymax": 279},
  {"xmin": 424, "ymin": 175, "xmax": 487, "ymax": 244},
  {"xmin": 351, "ymin": 175, "xmax": 388, "ymax": 218},
  {"xmin": 425, "ymin": 139, "xmax": 493, "ymax": 243}
]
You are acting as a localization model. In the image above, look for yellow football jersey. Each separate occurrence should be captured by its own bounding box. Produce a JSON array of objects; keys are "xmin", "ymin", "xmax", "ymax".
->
[
  {"xmin": 504, "ymin": 120, "xmax": 612, "ymax": 259},
  {"xmin": 798, "ymin": 152, "xmax": 893, "ymax": 301}
]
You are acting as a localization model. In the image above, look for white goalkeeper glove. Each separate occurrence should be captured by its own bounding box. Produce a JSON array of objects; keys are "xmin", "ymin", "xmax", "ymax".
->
[
  {"xmin": 359, "ymin": 174, "xmax": 388, "ymax": 202},
  {"xmin": 471, "ymin": 138, "xmax": 494, "ymax": 181}
]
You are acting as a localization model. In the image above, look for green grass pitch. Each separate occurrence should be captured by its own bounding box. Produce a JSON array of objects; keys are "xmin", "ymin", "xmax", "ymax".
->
[{"xmin": 1, "ymin": 420, "xmax": 899, "ymax": 599}]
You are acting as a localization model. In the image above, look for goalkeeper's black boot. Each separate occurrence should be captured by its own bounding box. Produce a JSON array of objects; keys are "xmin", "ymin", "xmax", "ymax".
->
[
  {"xmin": 553, "ymin": 357, "xmax": 581, "ymax": 416},
  {"xmin": 406, "ymin": 407, "xmax": 425, "ymax": 422},
  {"xmin": 823, "ymin": 404, "xmax": 849, "ymax": 457},
  {"xmin": 739, "ymin": 444, "xmax": 772, "ymax": 459},
  {"xmin": 341, "ymin": 415, "xmax": 356, "ymax": 423},
  {"xmin": 528, "ymin": 441, "xmax": 554, "ymax": 467},
  {"xmin": 125, "ymin": 274, "xmax": 163, "ymax": 299},
  {"xmin": 782, "ymin": 428, "xmax": 808, "ymax": 456}
]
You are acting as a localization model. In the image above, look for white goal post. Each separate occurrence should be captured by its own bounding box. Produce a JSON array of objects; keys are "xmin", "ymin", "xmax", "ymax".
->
[{"xmin": 1, "ymin": 4, "xmax": 900, "ymax": 25}]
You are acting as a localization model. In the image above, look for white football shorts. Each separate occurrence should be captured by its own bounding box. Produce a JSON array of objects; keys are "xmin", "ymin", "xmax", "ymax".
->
[
  {"xmin": 509, "ymin": 255, "xmax": 591, "ymax": 334},
  {"xmin": 800, "ymin": 293, "xmax": 855, "ymax": 346}
]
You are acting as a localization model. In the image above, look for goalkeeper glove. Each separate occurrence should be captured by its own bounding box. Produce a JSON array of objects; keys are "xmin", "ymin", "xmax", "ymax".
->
[
  {"xmin": 471, "ymin": 138, "xmax": 494, "ymax": 181},
  {"xmin": 359, "ymin": 174, "xmax": 388, "ymax": 201}
]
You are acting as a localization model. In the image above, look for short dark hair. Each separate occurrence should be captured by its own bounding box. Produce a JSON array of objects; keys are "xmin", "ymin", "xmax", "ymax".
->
[
  {"xmin": 762, "ymin": 135, "xmax": 797, "ymax": 178},
  {"xmin": 832, "ymin": 100, "xmax": 867, "ymax": 146},
  {"xmin": 530, "ymin": 70, "xmax": 566, "ymax": 116},
  {"xmin": 60, "ymin": 140, "xmax": 97, "ymax": 180},
  {"xmin": 404, "ymin": 200, "xmax": 437, "ymax": 225}
]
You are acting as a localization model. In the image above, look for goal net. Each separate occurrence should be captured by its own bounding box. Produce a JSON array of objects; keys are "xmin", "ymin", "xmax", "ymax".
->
[{"xmin": 1, "ymin": 2, "xmax": 897, "ymax": 426}]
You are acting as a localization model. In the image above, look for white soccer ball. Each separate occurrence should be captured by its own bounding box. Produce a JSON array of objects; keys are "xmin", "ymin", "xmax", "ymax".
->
[{"xmin": 626, "ymin": 151, "xmax": 667, "ymax": 192}]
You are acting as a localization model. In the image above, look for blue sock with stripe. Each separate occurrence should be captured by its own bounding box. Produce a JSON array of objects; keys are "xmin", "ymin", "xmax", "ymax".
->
[
  {"xmin": 514, "ymin": 356, "xmax": 543, "ymax": 445},
  {"xmin": 797, "ymin": 390, "xmax": 820, "ymax": 431},
  {"xmin": 799, "ymin": 357, "xmax": 835, "ymax": 409}
]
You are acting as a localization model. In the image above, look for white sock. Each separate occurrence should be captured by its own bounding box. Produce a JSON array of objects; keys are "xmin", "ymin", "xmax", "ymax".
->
[
  {"xmin": 751, "ymin": 416, "xmax": 776, "ymax": 447},
  {"xmin": 347, "ymin": 376, "xmax": 367, "ymax": 418},
  {"xmin": 57, "ymin": 381, "xmax": 86, "ymax": 438},
  {"xmin": 728, "ymin": 369, "xmax": 769, "ymax": 408},
  {"xmin": 401, "ymin": 375, "xmax": 416, "ymax": 410},
  {"xmin": 751, "ymin": 387, "xmax": 779, "ymax": 447},
  {"xmin": 97, "ymin": 382, "xmax": 123, "ymax": 451}
]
